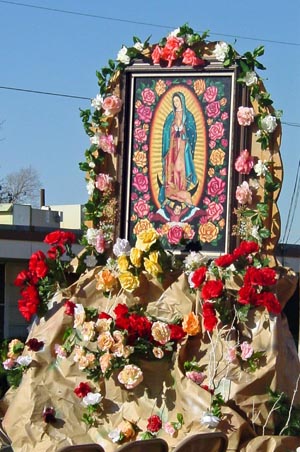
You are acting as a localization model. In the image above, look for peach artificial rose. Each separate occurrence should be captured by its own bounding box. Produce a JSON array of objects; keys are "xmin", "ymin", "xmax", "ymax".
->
[
  {"xmin": 81, "ymin": 321, "xmax": 96, "ymax": 341},
  {"xmin": 120, "ymin": 421, "xmax": 136, "ymax": 440},
  {"xmin": 198, "ymin": 222, "xmax": 219, "ymax": 243},
  {"xmin": 151, "ymin": 321, "xmax": 171, "ymax": 344},
  {"xmin": 99, "ymin": 352, "xmax": 113, "ymax": 373},
  {"xmin": 102, "ymin": 95, "xmax": 122, "ymax": 116},
  {"xmin": 118, "ymin": 364, "xmax": 143, "ymax": 389},
  {"xmin": 95, "ymin": 269, "xmax": 117, "ymax": 292},
  {"xmin": 7, "ymin": 339, "xmax": 24, "ymax": 359},
  {"xmin": 95, "ymin": 318, "xmax": 112, "ymax": 334},
  {"xmin": 97, "ymin": 331, "xmax": 114, "ymax": 352},
  {"xmin": 182, "ymin": 312, "xmax": 201, "ymax": 336}
]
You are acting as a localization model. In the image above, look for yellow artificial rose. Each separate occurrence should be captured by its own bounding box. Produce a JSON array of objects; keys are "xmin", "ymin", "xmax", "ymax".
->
[
  {"xmin": 136, "ymin": 228, "xmax": 159, "ymax": 251},
  {"xmin": 117, "ymin": 255, "xmax": 129, "ymax": 272},
  {"xmin": 118, "ymin": 271, "xmax": 140, "ymax": 291},
  {"xmin": 193, "ymin": 79, "xmax": 206, "ymax": 95},
  {"xmin": 210, "ymin": 148, "xmax": 225, "ymax": 166},
  {"xmin": 130, "ymin": 247, "xmax": 143, "ymax": 268},
  {"xmin": 143, "ymin": 251, "xmax": 162, "ymax": 277},
  {"xmin": 133, "ymin": 219, "xmax": 152, "ymax": 236},
  {"xmin": 199, "ymin": 222, "xmax": 219, "ymax": 243},
  {"xmin": 182, "ymin": 312, "xmax": 201, "ymax": 336},
  {"xmin": 133, "ymin": 150, "xmax": 147, "ymax": 168},
  {"xmin": 95, "ymin": 268, "xmax": 117, "ymax": 292}
]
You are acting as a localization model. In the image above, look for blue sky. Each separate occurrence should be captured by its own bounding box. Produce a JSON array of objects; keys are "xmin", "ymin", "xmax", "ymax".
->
[{"xmin": 0, "ymin": 0, "xmax": 299, "ymax": 243}]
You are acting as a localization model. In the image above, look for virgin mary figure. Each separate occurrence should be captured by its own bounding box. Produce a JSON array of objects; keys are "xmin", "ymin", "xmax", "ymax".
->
[{"xmin": 158, "ymin": 91, "xmax": 198, "ymax": 207}]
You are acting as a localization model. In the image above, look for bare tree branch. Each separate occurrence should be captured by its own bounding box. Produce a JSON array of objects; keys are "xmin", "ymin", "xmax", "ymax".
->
[{"xmin": 0, "ymin": 166, "xmax": 42, "ymax": 207}]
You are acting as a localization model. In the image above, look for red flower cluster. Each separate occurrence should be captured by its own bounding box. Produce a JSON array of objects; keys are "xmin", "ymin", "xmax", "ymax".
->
[
  {"xmin": 44, "ymin": 230, "xmax": 76, "ymax": 260},
  {"xmin": 151, "ymin": 35, "xmax": 204, "ymax": 68},
  {"xmin": 146, "ymin": 414, "xmax": 162, "ymax": 433},
  {"xmin": 74, "ymin": 382, "xmax": 92, "ymax": 398},
  {"xmin": 202, "ymin": 302, "xmax": 218, "ymax": 332},
  {"xmin": 15, "ymin": 230, "xmax": 77, "ymax": 322},
  {"xmin": 214, "ymin": 241, "xmax": 259, "ymax": 268},
  {"xmin": 201, "ymin": 280, "xmax": 224, "ymax": 300}
]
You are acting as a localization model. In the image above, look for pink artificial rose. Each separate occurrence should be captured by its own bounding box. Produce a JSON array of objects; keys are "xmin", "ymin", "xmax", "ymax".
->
[
  {"xmin": 3, "ymin": 358, "xmax": 15, "ymax": 370},
  {"xmin": 240, "ymin": 341, "xmax": 254, "ymax": 360},
  {"xmin": 163, "ymin": 422, "xmax": 176, "ymax": 437},
  {"xmin": 132, "ymin": 173, "xmax": 149, "ymax": 193},
  {"xmin": 102, "ymin": 95, "xmax": 122, "ymax": 116},
  {"xmin": 167, "ymin": 225, "xmax": 184, "ymax": 245},
  {"xmin": 182, "ymin": 48, "xmax": 204, "ymax": 66},
  {"xmin": 141, "ymin": 88, "xmax": 156, "ymax": 105},
  {"xmin": 133, "ymin": 198, "xmax": 150, "ymax": 218},
  {"xmin": 134, "ymin": 127, "xmax": 147, "ymax": 143},
  {"xmin": 207, "ymin": 177, "xmax": 226, "ymax": 196},
  {"xmin": 186, "ymin": 370, "xmax": 206, "ymax": 385},
  {"xmin": 206, "ymin": 101, "xmax": 221, "ymax": 118},
  {"xmin": 236, "ymin": 181, "xmax": 252, "ymax": 205},
  {"xmin": 204, "ymin": 86, "xmax": 218, "ymax": 102},
  {"xmin": 95, "ymin": 233, "xmax": 106, "ymax": 254},
  {"xmin": 206, "ymin": 201, "xmax": 224, "ymax": 222},
  {"xmin": 95, "ymin": 173, "xmax": 111, "ymax": 191},
  {"xmin": 161, "ymin": 35, "xmax": 184, "ymax": 67},
  {"xmin": 209, "ymin": 122, "xmax": 224, "ymax": 141},
  {"xmin": 152, "ymin": 45, "xmax": 162, "ymax": 64},
  {"xmin": 99, "ymin": 134, "xmax": 116, "ymax": 154},
  {"xmin": 136, "ymin": 104, "xmax": 152, "ymax": 123},
  {"xmin": 237, "ymin": 106, "xmax": 255, "ymax": 126},
  {"xmin": 234, "ymin": 149, "xmax": 254, "ymax": 174}
]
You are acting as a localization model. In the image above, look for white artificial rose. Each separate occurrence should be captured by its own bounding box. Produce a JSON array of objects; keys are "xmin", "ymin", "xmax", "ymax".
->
[
  {"xmin": 113, "ymin": 238, "xmax": 131, "ymax": 257},
  {"xmin": 91, "ymin": 94, "xmax": 103, "ymax": 110},
  {"xmin": 90, "ymin": 134, "xmax": 100, "ymax": 146},
  {"xmin": 85, "ymin": 228, "xmax": 99, "ymax": 246},
  {"xmin": 117, "ymin": 46, "xmax": 130, "ymax": 65},
  {"xmin": 86, "ymin": 179, "xmax": 94, "ymax": 196},
  {"xmin": 88, "ymin": 162, "xmax": 95, "ymax": 169},
  {"xmin": 84, "ymin": 255, "xmax": 97, "ymax": 268},
  {"xmin": 213, "ymin": 42, "xmax": 229, "ymax": 62},
  {"xmin": 254, "ymin": 160, "xmax": 268, "ymax": 177},
  {"xmin": 169, "ymin": 27, "xmax": 180, "ymax": 37},
  {"xmin": 82, "ymin": 392, "xmax": 102, "ymax": 406},
  {"xmin": 261, "ymin": 114, "xmax": 277, "ymax": 133},
  {"xmin": 201, "ymin": 412, "xmax": 220, "ymax": 428},
  {"xmin": 16, "ymin": 355, "xmax": 32, "ymax": 367},
  {"xmin": 244, "ymin": 71, "xmax": 258, "ymax": 86}
]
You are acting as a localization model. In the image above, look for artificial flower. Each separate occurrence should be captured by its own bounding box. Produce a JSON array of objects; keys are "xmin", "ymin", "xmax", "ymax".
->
[
  {"xmin": 151, "ymin": 321, "xmax": 171, "ymax": 345},
  {"xmin": 91, "ymin": 94, "xmax": 103, "ymax": 110},
  {"xmin": 182, "ymin": 312, "xmax": 201, "ymax": 336},
  {"xmin": 26, "ymin": 338, "xmax": 44, "ymax": 351},
  {"xmin": 237, "ymin": 106, "xmax": 255, "ymax": 126},
  {"xmin": 186, "ymin": 370, "xmax": 206, "ymax": 385},
  {"xmin": 147, "ymin": 415, "xmax": 162, "ymax": 433},
  {"xmin": 201, "ymin": 412, "xmax": 220, "ymax": 428},
  {"xmin": 236, "ymin": 181, "xmax": 252, "ymax": 205},
  {"xmin": 234, "ymin": 149, "xmax": 254, "ymax": 175},
  {"xmin": 117, "ymin": 46, "xmax": 131, "ymax": 65},
  {"xmin": 260, "ymin": 114, "xmax": 277, "ymax": 133},
  {"xmin": 42, "ymin": 407, "xmax": 56, "ymax": 423},
  {"xmin": 213, "ymin": 42, "xmax": 229, "ymax": 62},
  {"xmin": 74, "ymin": 382, "xmax": 92, "ymax": 398},
  {"xmin": 117, "ymin": 364, "xmax": 143, "ymax": 389},
  {"xmin": 244, "ymin": 71, "xmax": 258, "ymax": 86},
  {"xmin": 82, "ymin": 391, "xmax": 103, "ymax": 406},
  {"xmin": 113, "ymin": 238, "xmax": 131, "ymax": 257},
  {"xmin": 240, "ymin": 341, "xmax": 254, "ymax": 360}
]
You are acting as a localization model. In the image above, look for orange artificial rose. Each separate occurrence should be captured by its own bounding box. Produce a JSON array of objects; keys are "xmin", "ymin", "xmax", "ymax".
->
[{"xmin": 182, "ymin": 312, "xmax": 201, "ymax": 336}]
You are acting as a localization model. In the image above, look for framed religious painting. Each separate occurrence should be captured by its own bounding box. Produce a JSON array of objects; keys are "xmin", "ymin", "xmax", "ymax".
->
[{"xmin": 118, "ymin": 62, "xmax": 244, "ymax": 256}]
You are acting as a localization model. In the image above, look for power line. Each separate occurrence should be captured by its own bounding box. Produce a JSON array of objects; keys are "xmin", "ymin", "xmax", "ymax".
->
[
  {"xmin": 1, "ymin": 0, "xmax": 300, "ymax": 47},
  {"xmin": 0, "ymin": 85, "xmax": 90, "ymax": 100}
]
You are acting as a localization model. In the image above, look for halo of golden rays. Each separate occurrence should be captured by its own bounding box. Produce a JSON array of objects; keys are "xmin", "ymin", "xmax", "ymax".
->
[{"xmin": 149, "ymin": 84, "xmax": 207, "ymax": 209}]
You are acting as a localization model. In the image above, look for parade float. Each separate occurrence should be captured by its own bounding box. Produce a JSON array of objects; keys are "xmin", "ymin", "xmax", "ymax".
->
[{"xmin": 1, "ymin": 24, "xmax": 300, "ymax": 451}]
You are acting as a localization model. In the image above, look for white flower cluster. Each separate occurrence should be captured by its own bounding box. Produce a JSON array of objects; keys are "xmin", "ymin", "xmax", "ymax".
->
[{"xmin": 213, "ymin": 42, "xmax": 229, "ymax": 62}]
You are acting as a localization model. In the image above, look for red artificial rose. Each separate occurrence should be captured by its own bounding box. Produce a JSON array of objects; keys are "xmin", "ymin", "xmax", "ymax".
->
[
  {"xmin": 44, "ymin": 230, "xmax": 76, "ymax": 246},
  {"xmin": 47, "ymin": 244, "xmax": 66, "ymax": 260},
  {"xmin": 147, "ymin": 414, "xmax": 162, "ymax": 433},
  {"xmin": 26, "ymin": 338, "xmax": 44, "ymax": 351},
  {"xmin": 182, "ymin": 48, "xmax": 204, "ymax": 66},
  {"xmin": 214, "ymin": 253, "xmax": 235, "ymax": 268},
  {"xmin": 201, "ymin": 280, "xmax": 224, "ymax": 300},
  {"xmin": 74, "ymin": 382, "xmax": 92, "ymax": 398},
  {"xmin": 114, "ymin": 303, "xmax": 129, "ymax": 318},
  {"xmin": 61, "ymin": 231, "xmax": 76, "ymax": 244},
  {"xmin": 233, "ymin": 241, "xmax": 259, "ymax": 258},
  {"xmin": 18, "ymin": 285, "xmax": 40, "ymax": 320},
  {"xmin": 244, "ymin": 267, "xmax": 277, "ymax": 287},
  {"xmin": 44, "ymin": 230, "xmax": 62, "ymax": 245},
  {"xmin": 191, "ymin": 267, "xmax": 207, "ymax": 288},
  {"xmin": 14, "ymin": 269, "xmax": 31, "ymax": 287},
  {"xmin": 200, "ymin": 384, "xmax": 215, "ymax": 394},
  {"xmin": 64, "ymin": 300, "xmax": 76, "ymax": 316},
  {"xmin": 29, "ymin": 251, "xmax": 46, "ymax": 273},
  {"xmin": 256, "ymin": 291, "xmax": 281, "ymax": 314},
  {"xmin": 127, "ymin": 314, "xmax": 152, "ymax": 343},
  {"xmin": 202, "ymin": 302, "xmax": 218, "ymax": 332},
  {"xmin": 238, "ymin": 285, "xmax": 258, "ymax": 305},
  {"xmin": 169, "ymin": 323, "xmax": 186, "ymax": 341}
]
